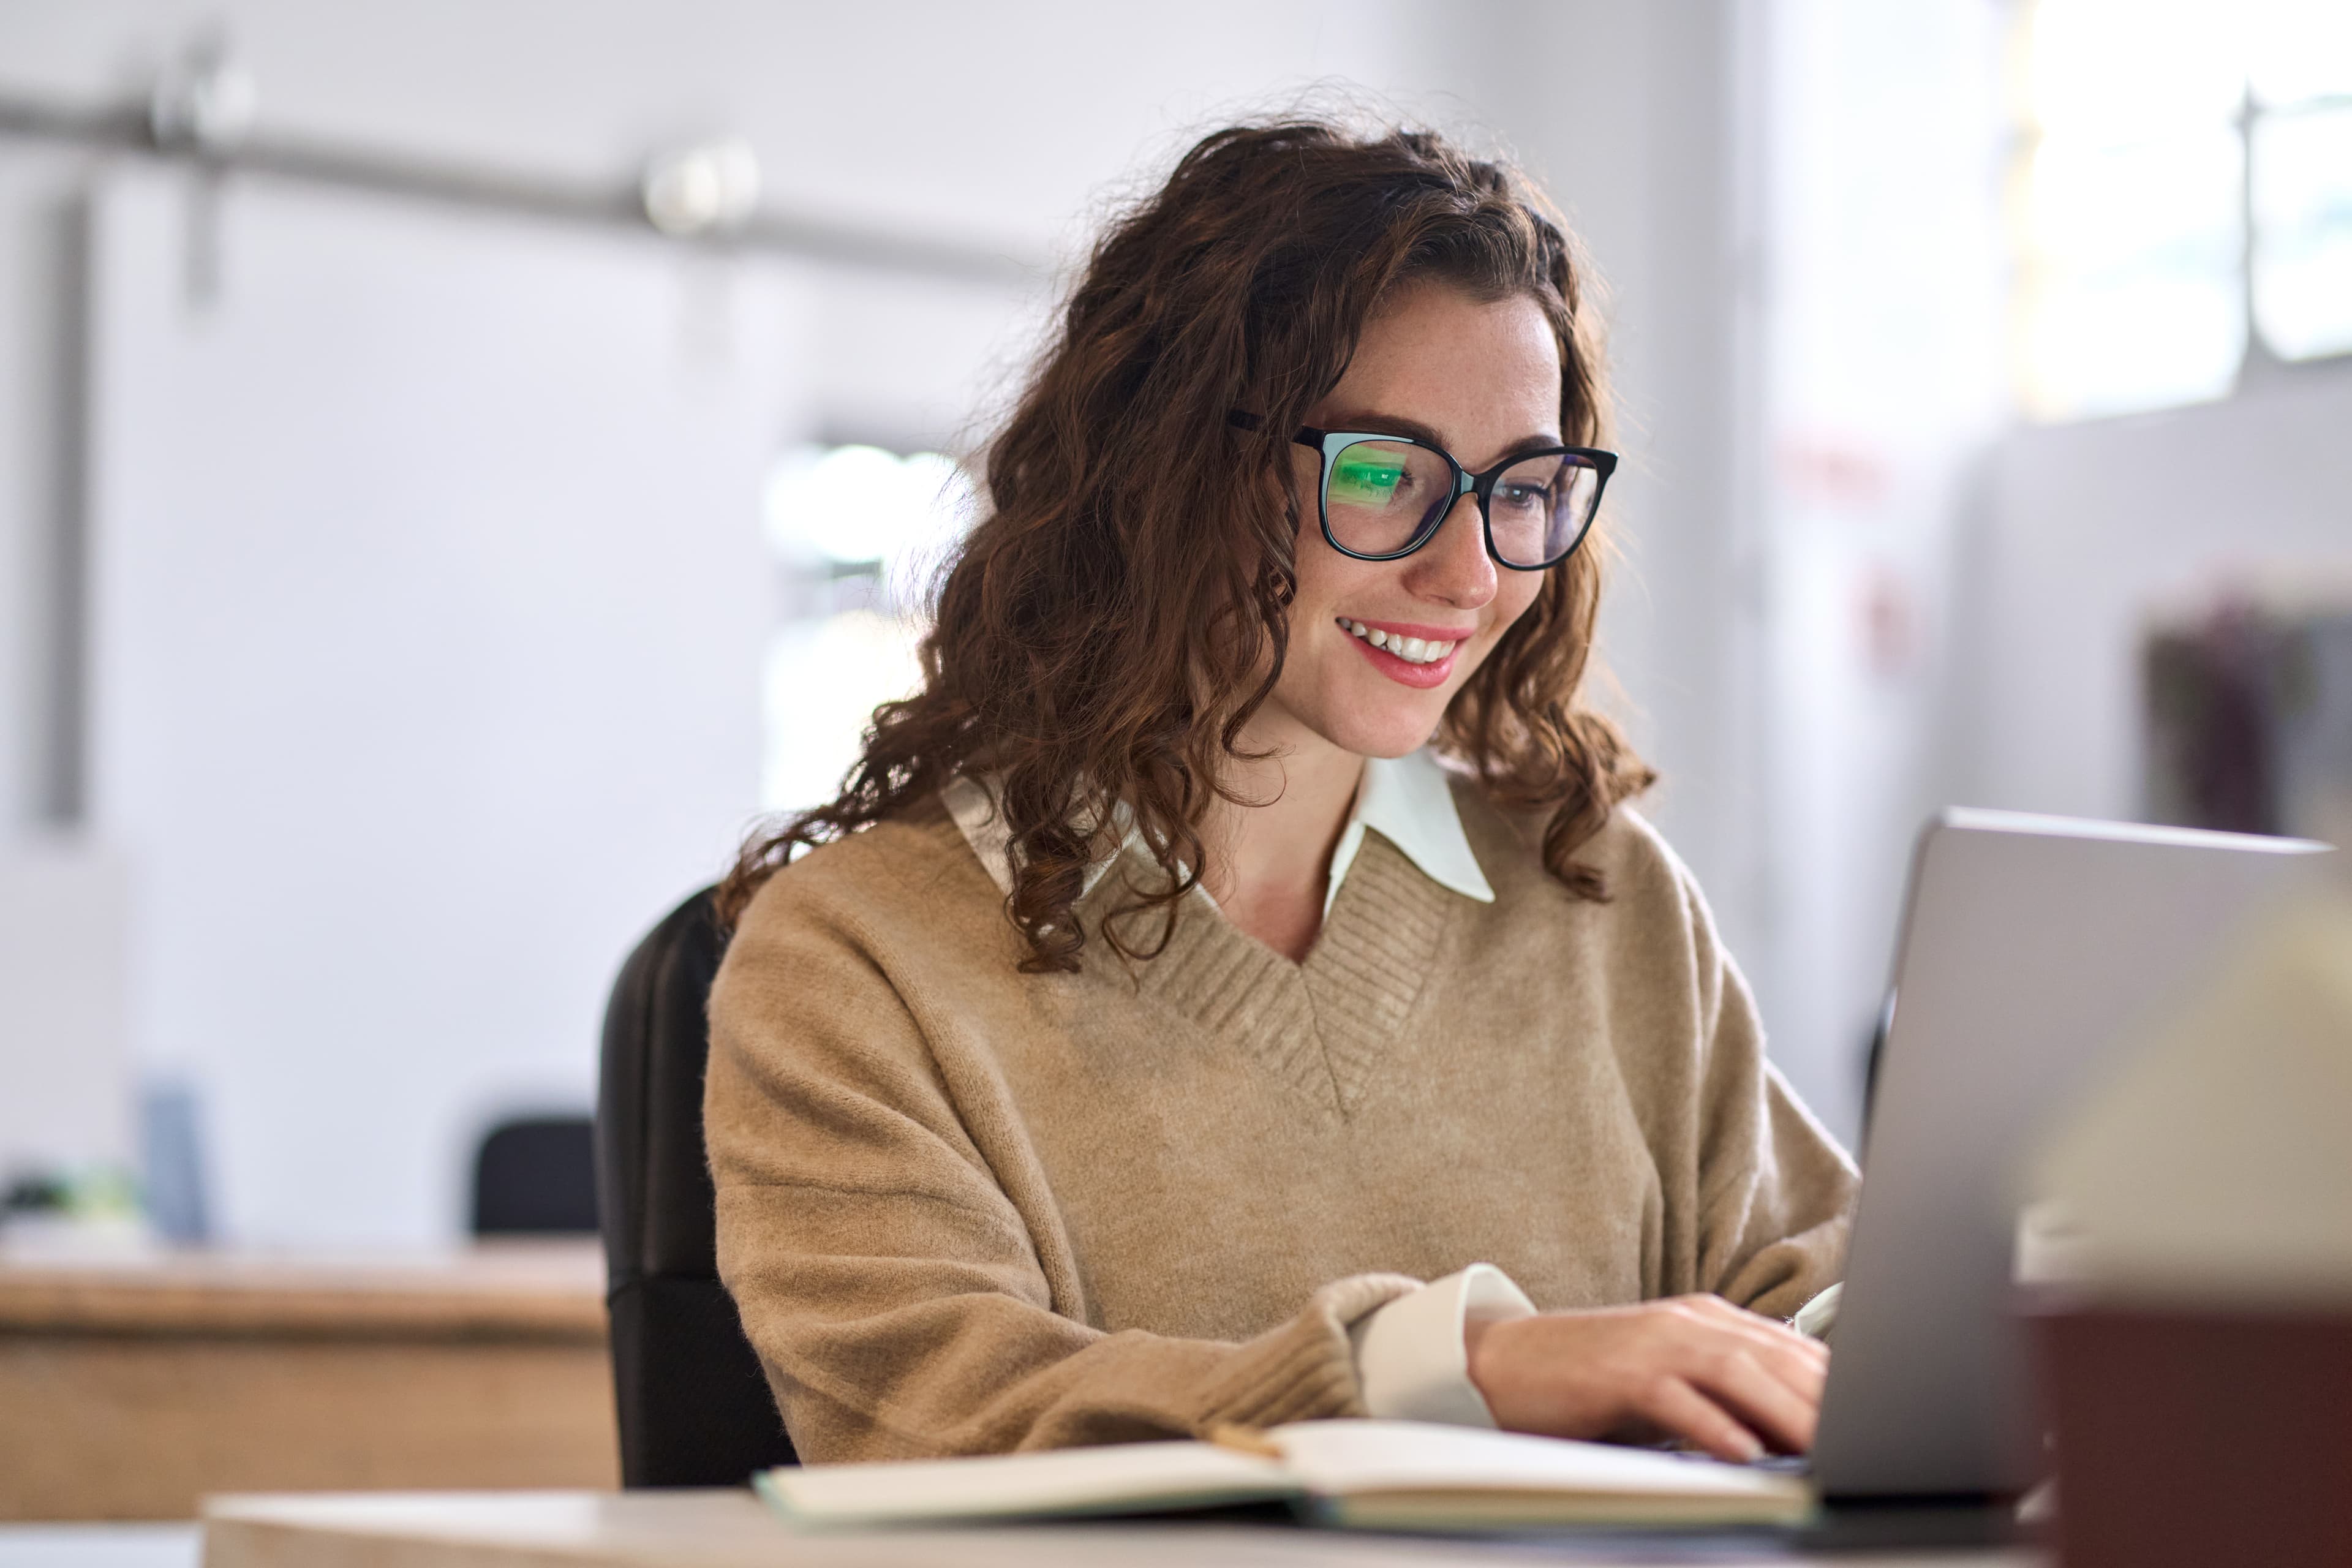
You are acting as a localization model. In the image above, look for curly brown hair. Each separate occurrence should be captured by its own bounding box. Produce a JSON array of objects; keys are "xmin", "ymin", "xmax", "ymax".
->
[{"xmin": 720, "ymin": 118, "xmax": 1653, "ymax": 970}]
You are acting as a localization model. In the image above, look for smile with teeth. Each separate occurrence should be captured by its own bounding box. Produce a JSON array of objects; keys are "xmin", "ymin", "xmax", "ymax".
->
[{"xmin": 1338, "ymin": 617, "xmax": 1458, "ymax": 665}]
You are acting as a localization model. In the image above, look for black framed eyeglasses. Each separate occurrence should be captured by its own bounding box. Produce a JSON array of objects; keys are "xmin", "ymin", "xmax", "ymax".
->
[{"xmin": 1235, "ymin": 413, "xmax": 1616, "ymax": 570}]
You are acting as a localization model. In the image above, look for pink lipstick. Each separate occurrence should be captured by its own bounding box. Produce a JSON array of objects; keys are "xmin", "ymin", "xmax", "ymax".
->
[{"xmin": 1335, "ymin": 616, "xmax": 1472, "ymax": 690}]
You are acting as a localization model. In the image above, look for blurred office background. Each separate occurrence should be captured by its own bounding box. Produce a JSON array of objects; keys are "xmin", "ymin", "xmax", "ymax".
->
[{"xmin": 0, "ymin": 0, "xmax": 2345, "ymax": 1252}]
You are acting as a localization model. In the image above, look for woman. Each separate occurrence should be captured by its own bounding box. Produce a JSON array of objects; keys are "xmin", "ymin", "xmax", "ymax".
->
[{"xmin": 707, "ymin": 120, "xmax": 1856, "ymax": 1468}]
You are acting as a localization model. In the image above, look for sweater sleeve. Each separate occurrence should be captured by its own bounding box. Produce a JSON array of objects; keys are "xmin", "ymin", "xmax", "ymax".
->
[
  {"xmin": 704, "ymin": 875, "xmax": 1419, "ymax": 1463},
  {"xmin": 1679, "ymin": 870, "xmax": 1861, "ymax": 1321}
]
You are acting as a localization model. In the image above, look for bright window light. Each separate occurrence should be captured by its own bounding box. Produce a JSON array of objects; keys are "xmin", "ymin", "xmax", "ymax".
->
[
  {"xmin": 2013, "ymin": 0, "xmax": 2245, "ymax": 420},
  {"xmin": 2015, "ymin": 127, "xmax": 2245, "ymax": 420},
  {"xmin": 763, "ymin": 443, "xmax": 976, "ymax": 583},
  {"xmin": 2024, "ymin": 0, "xmax": 2245, "ymax": 141},
  {"xmin": 2012, "ymin": 0, "xmax": 2352, "ymax": 418},
  {"xmin": 758, "ymin": 443, "xmax": 977, "ymax": 811},
  {"xmin": 2252, "ymin": 103, "xmax": 2352, "ymax": 362},
  {"xmin": 2247, "ymin": 0, "xmax": 2352, "ymax": 108},
  {"xmin": 760, "ymin": 608, "xmax": 927, "ymax": 812}
]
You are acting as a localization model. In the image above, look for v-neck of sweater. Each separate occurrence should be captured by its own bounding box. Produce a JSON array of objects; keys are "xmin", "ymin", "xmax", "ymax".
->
[{"xmin": 1105, "ymin": 830, "xmax": 1461, "ymax": 1118}]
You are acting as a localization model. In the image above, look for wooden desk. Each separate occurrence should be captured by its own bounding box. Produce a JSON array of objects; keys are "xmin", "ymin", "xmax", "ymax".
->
[
  {"xmin": 200, "ymin": 1490, "xmax": 2041, "ymax": 1568},
  {"xmin": 0, "ymin": 1241, "xmax": 619, "ymax": 1520}
]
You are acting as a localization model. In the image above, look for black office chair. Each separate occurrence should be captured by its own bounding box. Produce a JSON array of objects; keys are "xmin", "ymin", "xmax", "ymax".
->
[
  {"xmin": 472, "ymin": 1115, "xmax": 598, "ymax": 1235},
  {"xmin": 595, "ymin": 886, "xmax": 799, "ymax": 1484}
]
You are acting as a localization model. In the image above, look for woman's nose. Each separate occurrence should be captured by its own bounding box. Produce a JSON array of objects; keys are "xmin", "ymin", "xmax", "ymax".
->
[{"xmin": 1400, "ymin": 492, "xmax": 1498, "ymax": 609}]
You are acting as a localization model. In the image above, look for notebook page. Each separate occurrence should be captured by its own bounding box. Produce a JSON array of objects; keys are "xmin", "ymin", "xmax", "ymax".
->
[
  {"xmin": 758, "ymin": 1439, "xmax": 1292, "ymax": 1525},
  {"xmin": 1272, "ymin": 1420, "xmax": 1812, "ymax": 1505}
]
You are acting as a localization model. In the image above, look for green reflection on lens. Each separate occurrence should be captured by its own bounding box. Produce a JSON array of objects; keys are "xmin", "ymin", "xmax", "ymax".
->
[{"xmin": 1330, "ymin": 451, "xmax": 1404, "ymax": 504}]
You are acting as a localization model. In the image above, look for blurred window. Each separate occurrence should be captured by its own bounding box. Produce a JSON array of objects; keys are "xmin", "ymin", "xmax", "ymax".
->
[
  {"xmin": 760, "ymin": 444, "xmax": 976, "ymax": 811},
  {"xmin": 2013, "ymin": 0, "xmax": 2352, "ymax": 420}
]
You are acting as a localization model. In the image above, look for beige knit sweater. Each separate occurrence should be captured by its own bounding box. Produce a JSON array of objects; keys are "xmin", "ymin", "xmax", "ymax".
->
[{"xmin": 706, "ymin": 784, "xmax": 1858, "ymax": 1463}]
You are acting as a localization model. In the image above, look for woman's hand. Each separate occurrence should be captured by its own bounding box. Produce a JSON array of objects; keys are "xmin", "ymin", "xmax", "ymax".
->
[{"xmin": 1464, "ymin": 1295, "xmax": 1829, "ymax": 1462}]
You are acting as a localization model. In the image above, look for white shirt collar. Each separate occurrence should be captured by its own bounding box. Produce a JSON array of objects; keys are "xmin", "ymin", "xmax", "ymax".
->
[
  {"xmin": 1322, "ymin": 748, "xmax": 1496, "ymax": 917},
  {"xmin": 940, "ymin": 775, "xmax": 1139, "ymax": 903},
  {"xmin": 941, "ymin": 773, "xmax": 1022, "ymax": 897},
  {"xmin": 943, "ymin": 747, "xmax": 1496, "ymax": 916}
]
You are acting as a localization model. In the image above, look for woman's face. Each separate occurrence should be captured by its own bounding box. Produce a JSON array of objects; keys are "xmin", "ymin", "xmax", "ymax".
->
[{"xmin": 1262, "ymin": 281, "xmax": 1563, "ymax": 761}]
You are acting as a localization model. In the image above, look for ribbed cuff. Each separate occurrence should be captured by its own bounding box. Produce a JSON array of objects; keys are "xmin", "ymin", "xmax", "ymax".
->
[{"xmin": 1188, "ymin": 1273, "xmax": 1421, "ymax": 1433}]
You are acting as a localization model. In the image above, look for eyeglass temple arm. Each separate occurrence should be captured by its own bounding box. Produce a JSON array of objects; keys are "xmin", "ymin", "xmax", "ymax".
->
[{"xmin": 1225, "ymin": 410, "xmax": 1326, "ymax": 453}]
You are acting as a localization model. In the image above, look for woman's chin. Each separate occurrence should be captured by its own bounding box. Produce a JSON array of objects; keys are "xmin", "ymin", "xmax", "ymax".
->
[
  {"xmin": 1263, "ymin": 662, "xmax": 1462, "ymax": 761},
  {"xmin": 1315, "ymin": 703, "xmax": 1452, "ymax": 761}
]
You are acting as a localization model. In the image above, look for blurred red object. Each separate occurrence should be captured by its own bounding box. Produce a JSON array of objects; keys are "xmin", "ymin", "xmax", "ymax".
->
[{"xmin": 2033, "ymin": 1300, "xmax": 2352, "ymax": 1567}]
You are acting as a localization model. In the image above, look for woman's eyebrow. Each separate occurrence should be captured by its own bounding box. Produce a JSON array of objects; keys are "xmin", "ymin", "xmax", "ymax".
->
[
  {"xmin": 1493, "ymin": 432, "xmax": 1569, "ymax": 462},
  {"xmin": 1319, "ymin": 409, "xmax": 1450, "ymax": 447},
  {"xmin": 1322, "ymin": 409, "xmax": 1566, "ymax": 462}
]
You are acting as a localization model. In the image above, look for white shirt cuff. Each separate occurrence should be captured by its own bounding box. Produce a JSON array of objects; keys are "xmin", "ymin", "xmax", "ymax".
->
[
  {"xmin": 1348, "ymin": 1264, "xmax": 1536, "ymax": 1427},
  {"xmin": 1792, "ymin": 1281, "xmax": 1842, "ymax": 1342}
]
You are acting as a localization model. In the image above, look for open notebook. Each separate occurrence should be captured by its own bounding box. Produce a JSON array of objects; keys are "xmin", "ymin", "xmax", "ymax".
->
[{"xmin": 756, "ymin": 1420, "xmax": 1812, "ymax": 1532}]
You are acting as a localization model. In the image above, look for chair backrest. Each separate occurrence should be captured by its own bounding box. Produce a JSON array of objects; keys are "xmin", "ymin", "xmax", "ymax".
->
[
  {"xmin": 595, "ymin": 886, "xmax": 798, "ymax": 1483},
  {"xmin": 472, "ymin": 1114, "xmax": 598, "ymax": 1235}
]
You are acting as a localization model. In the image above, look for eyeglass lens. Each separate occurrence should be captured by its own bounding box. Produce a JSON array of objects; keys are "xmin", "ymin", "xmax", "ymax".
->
[{"xmin": 1326, "ymin": 439, "xmax": 1599, "ymax": 567}]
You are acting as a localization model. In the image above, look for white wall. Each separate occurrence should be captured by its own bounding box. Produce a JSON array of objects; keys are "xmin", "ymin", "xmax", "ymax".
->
[
  {"xmin": 1755, "ymin": 0, "xmax": 2008, "ymax": 1140},
  {"xmin": 82, "ymin": 168, "xmax": 812, "ymax": 1244},
  {"xmin": 0, "ymin": 840, "xmax": 128, "ymax": 1175}
]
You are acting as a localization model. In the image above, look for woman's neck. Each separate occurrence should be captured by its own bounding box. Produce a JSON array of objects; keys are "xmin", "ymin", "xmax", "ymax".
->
[{"xmin": 1198, "ymin": 723, "xmax": 1366, "ymax": 963}]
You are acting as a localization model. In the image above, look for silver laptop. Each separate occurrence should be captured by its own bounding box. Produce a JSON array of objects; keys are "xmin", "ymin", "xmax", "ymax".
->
[{"xmin": 1807, "ymin": 808, "xmax": 2331, "ymax": 1501}]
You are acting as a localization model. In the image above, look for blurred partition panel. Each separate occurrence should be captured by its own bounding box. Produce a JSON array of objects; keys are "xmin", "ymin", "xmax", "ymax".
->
[
  {"xmin": 1963, "ymin": 375, "xmax": 2352, "ymax": 827},
  {"xmin": 86, "ymin": 166, "xmax": 808, "ymax": 1246}
]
